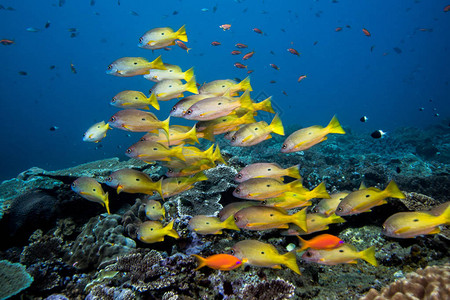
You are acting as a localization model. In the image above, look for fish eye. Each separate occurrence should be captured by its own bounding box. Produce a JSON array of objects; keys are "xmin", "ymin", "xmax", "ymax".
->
[
  {"xmin": 262, "ymin": 200, "xmax": 267, "ymax": 205},
  {"xmin": 231, "ymin": 136, "xmax": 236, "ymax": 141},
  {"xmin": 254, "ymin": 128, "xmax": 258, "ymax": 131},
  {"xmin": 71, "ymin": 182, "xmax": 76, "ymax": 187},
  {"xmin": 206, "ymin": 222, "xmax": 210, "ymax": 225},
  {"xmin": 152, "ymin": 206, "xmax": 155, "ymax": 209},
  {"xmin": 269, "ymin": 214, "xmax": 274, "ymax": 217},
  {"xmin": 92, "ymin": 188, "xmax": 96, "ymax": 192},
  {"xmin": 111, "ymin": 97, "xmax": 116, "ymax": 103},
  {"xmin": 339, "ymin": 249, "xmax": 344, "ymax": 253},
  {"xmin": 107, "ymin": 65, "xmax": 112, "ymax": 70},
  {"xmin": 153, "ymin": 148, "xmax": 158, "ymax": 150},
  {"xmin": 413, "ymin": 219, "xmax": 419, "ymax": 222},
  {"xmin": 237, "ymin": 173, "xmax": 242, "ymax": 179},
  {"xmin": 186, "ymin": 109, "xmax": 192, "ymax": 115},
  {"xmin": 97, "ymin": 125, "xmax": 101, "ymax": 128},
  {"xmin": 340, "ymin": 198, "xmax": 344, "ymax": 200},
  {"xmin": 169, "ymin": 85, "xmax": 172, "ymax": 88},
  {"xmin": 142, "ymin": 118, "xmax": 146, "ymax": 121},
  {"xmin": 169, "ymin": 69, "xmax": 173, "ymax": 72},
  {"xmin": 234, "ymin": 217, "xmax": 238, "ymax": 222},
  {"xmin": 168, "ymin": 169, "xmax": 174, "ymax": 173},
  {"xmin": 161, "ymin": 32, "xmax": 164, "ymax": 35},
  {"xmin": 135, "ymin": 97, "xmax": 138, "ymax": 100},
  {"xmin": 151, "ymin": 228, "xmax": 154, "ymax": 231},
  {"xmin": 365, "ymin": 194, "xmax": 370, "ymax": 198},
  {"xmin": 231, "ymin": 249, "xmax": 234, "ymax": 254},
  {"xmin": 140, "ymin": 137, "xmax": 145, "ymax": 141},
  {"xmin": 109, "ymin": 116, "xmax": 116, "ymax": 122},
  {"xmin": 218, "ymin": 102, "xmax": 222, "ymax": 105},
  {"xmin": 133, "ymin": 62, "xmax": 138, "ymax": 65},
  {"xmin": 177, "ymin": 180, "xmax": 182, "ymax": 184},
  {"xmin": 337, "ymin": 207, "xmax": 342, "ymax": 211},
  {"xmin": 221, "ymin": 85, "xmax": 226, "ymax": 88},
  {"xmin": 126, "ymin": 148, "xmax": 132, "ymax": 154},
  {"xmin": 171, "ymin": 106, "xmax": 177, "ymax": 111},
  {"xmin": 139, "ymin": 37, "xmax": 143, "ymax": 43},
  {"xmin": 261, "ymin": 251, "xmax": 265, "ymax": 255},
  {"xmin": 135, "ymin": 178, "xmax": 140, "ymax": 181},
  {"xmin": 308, "ymin": 132, "xmax": 312, "ymax": 135},
  {"xmin": 305, "ymin": 251, "xmax": 312, "ymax": 257},
  {"xmin": 235, "ymin": 188, "xmax": 240, "ymax": 194},
  {"xmin": 282, "ymin": 144, "xmax": 287, "ymax": 149},
  {"xmin": 267, "ymin": 168, "xmax": 271, "ymax": 171},
  {"xmin": 106, "ymin": 176, "xmax": 112, "ymax": 181},
  {"xmin": 266, "ymin": 185, "xmax": 271, "ymax": 187}
]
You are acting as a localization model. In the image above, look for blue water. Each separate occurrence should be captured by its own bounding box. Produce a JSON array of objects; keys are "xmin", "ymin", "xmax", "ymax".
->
[{"xmin": 1, "ymin": 0, "xmax": 449, "ymax": 181}]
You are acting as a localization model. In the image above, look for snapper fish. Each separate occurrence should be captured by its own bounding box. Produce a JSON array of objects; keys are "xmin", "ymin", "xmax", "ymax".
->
[
  {"xmin": 196, "ymin": 111, "xmax": 256, "ymax": 135},
  {"xmin": 232, "ymin": 240, "xmax": 301, "ymax": 274},
  {"xmin": 192, "ymin": 254, "xmax": 243, "ymax": 271},
  {"xmin": 144, "ymin": 64, "xmax": 194, "ymax": 82},
  {"xmin": 233, "ymin": 178, "xmax": 304, "ymax": 200},
  {"xmin": 137, "ymin": 220, "xmax": 180, "ymax": 243},
  {"xmin": 149, "ymin": 78, "xmax": 198, "ymax": 101},
  {"xmin": 281, "ymin": 115, "xmax": 346, "ymax": 153},
  {"xmin": 83, "ymin": 121, "xmax": 111, "ymax": 143},
  {"xmin": 108, "ymin": 109, "xmax": 170, "ymax": 136},
  {"xmin": 140, "ymin": 125, "xmax": 199, "ymax": 147},
  {"xmin": 218, "ymin": 201, "xmax": 258, "ymax": 222},
  {"xmin": 282, "ymin": 213, "xmax": 346, "ymax": 236},
  {"xmin": 302, "ymin": 244, "xmax": 378, "ymax": 267},
  {"xmin": 382, "ymin": 202, "xmax": 450, "ymax": 238},
  {"xmin": 234, "ymin": 95, "xmax": 275, "ymax": 115},
  {"xmin": 199, "ymin": 77, "xmax": 252, "ymax": 96},
  {"xmin": 170, "ymin": 94, "xmax": 216, "ymax": 118},
  {"xmin": 188, "ymin": 215, "xmax": 240, "ymax": 235},
  {"xmin": 71, "ymin": 177, "xmax": 110, "ymax": 214},
  {"xmin": 235, "ymin": 163, "xmax": 301, "ymax": 183},
  {"xmin": 156, "ymin": 172, "xmax": 208, "ymax": 199},
  {"xmin": 336, "ymin": 181, "xmax": 405, "ymax": 216},
  {"xmin": 229, "ymin": 114, "xmax": 284, "ymax": 147},
  {"xmin": 138, "ymin": 25, "xmax": 187, "ymax": 50},
  {"xmin": 106, "ymin": 56, "xmax": 166, "ymax": 77},
  {"xmin": 233, "ymin": 206, "xmax": 307, "ymax": 231},
  {"xmin": 125, "ymin": 141, "xmax": 185, "ymax": 164},
  {"xmin": 111, "ymin": 90, "xmax": 160, "ymax": 110},
  {"xmin": 312, "ymin": 192, "xmax": 349, "ymax": 216},
  {"xmin": 105, "ymin": 169, "xmax": 163, "ymax": 199},
  {"xmin": 145, "ymin": 199, "xmax": 165, "ymax": 221}
]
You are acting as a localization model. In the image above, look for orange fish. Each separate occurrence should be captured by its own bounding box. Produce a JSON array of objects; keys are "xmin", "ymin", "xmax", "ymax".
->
[
  {"xmin": 253, "ymin": 28, "xmax": 263, "ymax": 34},
  {"xmin": 444, "ymin": 5, "xmax": 450, "ymax": 12},
  {"xmin": 287, "ymin": 48, "xmax": 300, "ymax": 56},
  {"xmin": 235, "ymin": 43, "xmax": 248, "ymax": 48},
  {"xmin": 270, "ymin": 64, "xmax": 279, "ymax": 70},
  {"xmin": 234, "ymin": 62, "xmax": 247, "ymax": 69},
  {"xmin": 362, "ymin": 28, "xmax": 371, "ymax": 37},
  {"xmin": 298, "ymin": 75, "xmax": 307, "ymax": 82},
  {"xmin": 220, "ymin": 24, "xmax": 231, "ymax": 31},
  {"xmin": 297, "ymin": 234, "xmax": 344, "ymax": 251},
  {"xmin": 335, "ymin": 27, "xmax": 343, "ymax": 32},
  {"xmin": 211, "ymin": 41, "xmax": 221, "ymax": 46},
  {"xmin": 242, "ymin": 51, "xmax": 255, "ymax": 60},
  {"xmin": 231, "ymin": 50, "xmax": 241, "ymax": 55},
  {"xmin": 0, "ymin": 39, "xmax": 14, "ymax": 45},
  {"xmin": 175, "ymin": 40, "xmax": 191, "ymax": 53},
  {"xmin": 192, "ymin": 254, "xmax": 243, "ymax": 271},
  {"xmin": 247, "ymin": 70, "xmax": 254, "ymax": 74}
]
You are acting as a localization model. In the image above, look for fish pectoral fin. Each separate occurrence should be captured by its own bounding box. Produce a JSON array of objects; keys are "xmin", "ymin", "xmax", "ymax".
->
[
  {"xmin": 246, "ymin": 222, "xmax": 266, "ymax": 227},
  {"xmin": 394, "ymin": 227, "xmax": 411, "ymax": 234},
  {"xmin": 352, "ymin": 202, "xmax": 370, "ymax": 211},
  {"xmin": 272, "ymin": 265, "xmax": 282, "ymax": 269},
  {"xmin": 157, "ymin": 92, "xmax": 167, "ymax": 97},
  {"xmin": 147, "ymin": 41, "xmax": 157, "ymax": 46},
  {"xmin": 428, "ymin": 227, "xmax": 441, "ymax": 235},
  {"xmin": 241, "ymin": 135, "xmax": 253, "ymax": 143},
  {"xmin": 276, "ymin": 224, "xmax": 289, "ymax": 229},
  {"xmin": 348, "ymin": 260, "xmax": 358, "ymax": 264}
]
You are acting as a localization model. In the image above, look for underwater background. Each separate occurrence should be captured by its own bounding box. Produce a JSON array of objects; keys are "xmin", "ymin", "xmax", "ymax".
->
[{"xmin": 0, "ymin": 0, "xmax": 449, "ymax": 299}]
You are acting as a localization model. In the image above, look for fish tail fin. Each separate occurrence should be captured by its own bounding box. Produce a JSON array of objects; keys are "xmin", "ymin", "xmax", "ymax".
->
[
  {"xmin": 238, "ymin": 90, "xmax": 253, "ymax": 111},
  {"xmin": 154, "ymin": 178, "xmax": 164, "ymax": 201},
  {"xmin": 329, "ymin": 213, "xmax": 346, "ymax": 224},
  {"xmin": 185, "ymin": 76, "xmax": 199, "ymax": 94},
  {"xmin": 297, "ymin": 236, "xmax": 309, "ymax": 252},
  {"xmin": 147, "ymin": 93, "xmax": 160, "ymax": 110},
  {"xmin": 213, "ymin": 144, "xmax": 227, "ymax": 165},
  {"xmin": 183, "ymin": 67, "xmax": 194, "ymax": 82},
  {"xmin": 269, "ymin": 114, "xmax": 284, "ymax": 136},
  {"xmin": 191, "ymin": 254, "xmax": 206, "ymax": 270},
  {"xmin": 326, "ymin": 115, "xmax": 346, "ymax": 134},
  {"xmin": 172, "ymin": 145, "xmax": 186, "ymax": 161},
  {"xmin": 359, "ymin": 246, "xmax": 378, "ymax": 267},
  {"xmin": 203, "ymin": 144, "xmax": 215, "ymax": 161},
  {"xmin": 292, "ymin": 207, "xmax": 308, "ymax": 232},
  {"xmin": 160, "ymin": 116, "xmax": 170, "ymax": 139},
  {"xmin": 285, "ymin": 164, "xmax": 301, "ymax": 179},
  {"xmin": 192, "ymin": 171, "xmax": 208, "ymax": 183},
  {"xmin": 289, "ymin": 179, "xmax": 304, "ymax": 192},
  {"xmin": 384, "ymin": 180, "xmax": 405, "ymax": 199},
  {"xmin": 222, "ymin": 214, "xmax": 240, "ymax": 231},
  {"xmin": 239, "ymin": 111, "xmax": 257, "ymax": 125},
  {"xmin": 258, "ymin": 96, "xmax": 275, "ymax": 113},
  {"xmin": 199, "ymin": 126, "xmax": 215, "ymax": 142},
  {"xmin": 238, "ymin": 76, "xmax": 253, "ymax": 92},
  {"xmin": 281, "ymin": 251, "xmax": 301, "ymax": 275},
  {"xmin": 311, "ymin": 182, "xmax": 330, "ymax": 199},
  {"xmin": 186, "ymin": 125, "xmax": 200, "ymax": 144},
  {"xmin": 164, "ymin": 220, "xmax": 180, "ymax": 239},
  {"xmin": 104, "ymin": 192, "xmax": 111, "ymax": 215},
  {"xmin": 176, "ymin": 24, "xmax": 188, "ymax": 42},
  {"xmin": 150, "ymin": 55, "xmax": 166, "ymax": 70}
]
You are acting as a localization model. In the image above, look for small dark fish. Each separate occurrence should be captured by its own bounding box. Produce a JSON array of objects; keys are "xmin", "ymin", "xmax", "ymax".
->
[
  {"xmin": 270, "ymin": 64, "xmax": 279, "ymax": 70},
  {"xmin": 253, "ymin": 28, "xmax": 263, "ymax": 34},
  {"xmin": 270, "ymin": 51, "xmax": 275, "ymax": 55},
  {"xmin": 393, "ymin": 47, "xmax": 402, "ymax": 54},
  {"xmin": 6, "ymin": 6, "xmax": 15, "ymax": 11},
  {"xmin": 213, "ymin": 5, "xmax": 218, "ymax": 13},
  {"xmin": 313, "ymin": 41, "xmax": 318, "ymax": 46},
  {"xmin": 419, "ymin": 107, "xmax": 424, "ymax": 111},
  {"xmin": 370, "ymin": 45, "xmax": 375, "ymax": 52},
  {"xmin": 396, "ymin": 167, "xmax": 401, "ymax": 174},
  {"xmin": 434, "ymin": 113, "xmax": 440, "ymax": 117},
  {"xmin": 282, "ymin": 91, "xmax": 288, "ymax": 96},
  {"xmin": 68, "ymin": 28, "xmax": 78, "ymax": 32},
  {"xmin": 429, "ymin": 99, "xmax": 432, "ymax": 102},
  {"xmin": 59, "ymin": 0, "xmax": 65, "ymax": 7},
  {"xmin": 360, "ymin": 116, "xmax": 368, "ymax": 122},
  {"xmin": 18, "ymin": 71, "xmax": 28, "ymax": 76},
  {"xmin": 0, "ymin": 39, "xmax": 14, "ymax": 45},
  {"xmin": 270, "ymin": 80, "xmax": 276, "ymax": 84},
  {"xmin": 70, "ymin": 62, "xmax": 77, "ymax": 74},
  {"xmin": 118, "ymin": 0, "xmax": 121, "ymax": 5},
  {"xmin": 371, "ymin": 130, "xmax": 386, "ymax": 139},
  {"xmin": 280, "ymin": 28, "xmax": 286, "ymax": 32},
  {"xmin": 45, "ymin": 21, "xmax": 51, "ymax": 29},
  {"xmin": 90, "ymin": 0, "xmax": 96, "ymax": 6},
  {"xmin": 49, "ymin": 126, "xmax": 59, "ymax": 131},
  {"xmin": 130, "ymin": 11, "xmax": 139, "ymax": 16},
  {"xmin": 49, "ymin": 65, "xmax": 56, "ymax": 70},
  {"xmin": 0, "ymin": 5, "xmax": 4, "ymax": 9},
  {"xmin": 70, "ymin": 33, "xmax": 78, "ymax": 38},
  {"xmin": 173, "ymin": 11, "xmax": 178, "ymax": 15}
]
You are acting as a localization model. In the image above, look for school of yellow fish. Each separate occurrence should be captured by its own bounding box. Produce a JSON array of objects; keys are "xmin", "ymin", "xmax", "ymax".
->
[{"xmin": 73, "ymin": 25, "xmax": 450, "ymax": 273}]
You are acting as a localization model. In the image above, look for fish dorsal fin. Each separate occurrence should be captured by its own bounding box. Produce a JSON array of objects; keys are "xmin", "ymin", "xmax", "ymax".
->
[{"xmin": 359, "ymin": 182, "xmax": 366, "ymax": 190}]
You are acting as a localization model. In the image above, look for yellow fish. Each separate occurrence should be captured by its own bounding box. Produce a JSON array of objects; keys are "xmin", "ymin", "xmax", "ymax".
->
[
  {"xmin": 181, "ymin": 144, "xmax": 226, "ymax": 165},
  {"xmin": 196, "ymin": 111, "xmax": 256, "ymax": 135},
  {"xmin": 233, "ymin": 178, "xmax": 304, "ymax": 200},
  {"xmin": 158, "ymin": 172, "xmax": 208, "ymax": 199},
  {"xmin": 82, "ymin": 121, "xmax": 111, "ymax": 143},
  {"xmin": 230, "ymin": 114, "xmax": 284, "ymax": 147},
  {"xmin": 188, "ymin": 215, "xmax": 240, "ymax": 235},
  {"xmin": 71, "ymin": 177, "xmax": 110, "ymax": 214},
  {"xmin": 144, "ymin": 64, "xmax": 194, "ymax": 82},
  {"xmin": 234, "ymin": 206, "xmax": 307, "ymax": 231},
  {"xmin": 382, "ymin": 202, "xmax": 450, "ymax": 238},
  {"xmin": 169, "ymin": 94, "xmax": 216, "ymax": 118},
  {"xmin": 105, "ymin": 169, "xmax": 163, "ymax": 199},
  {"xmin": 232, "ymin": 240, "xmax": 301, "ymax": 274},
  {"xmin": 111, "ymin": 90, "xmax": 160, "ymax": 110},
  {"xmin": 234, "ymin": 95, "xmax": 275, "ymax": 115},
  {"xmin": 263, "ymin": 182, "xmax": 330, "ymax": 210},
  {"xmin": 108, "ymin": 109, "xmax": 170, "ymax": 136},
  {"xmin": 106, "ymin": 56, "xmax": 166, "ymax": 77},
  {"xmin": 138, "ymin": 25, "xmax": 187, "ymax": 50},
  {"xmin": 199, "ymin": 77, "xmax": 252, "ymax": 96},
  {"xmin": 312, "ymin": 192, "xmax": 349, "ymax": 216},
  {"xmin": 282, "ymin": 213, "xmax": 346, "ymax": 236},
  {"xmin": 281, "ymin": 115, "xmax": 345, "ymax": 153},
  {"xmin": 302, "ymin": 244, "xmax": 378, "ymax": 267},
  {"xmin": 125, "ymin": 141, "xmax": 185, "ymax": 164},
  {"xmin": 165, "ymin": 159, "xmax": 216, "ymax": 177},
  {"xmin": 140, "ymin": 125, "xmax": 199, "ymax": 147},
  {"xmin": 218, "ymin": 201, "xmax": 259, "ymax": 222},
  {"xmin": 336, "ymin": 181, "xmax": 405, "ymax": 216},
  {"xmin": 137, "ymin": 220, "xmax": 180, "ymax": 243},
  {"xmin": 150, "ymin": 78, "xmax": 199, "ymax": 101},
  {"xmin": 235, "ymin": 162, "xmax": 300, "ymax": 183},
  {"xmin": 145, "ymin": 199, "xmax": 165, "ymax": 221}
]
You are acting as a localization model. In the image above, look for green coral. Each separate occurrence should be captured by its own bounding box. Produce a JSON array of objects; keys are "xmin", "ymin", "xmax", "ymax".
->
[{"xmin": 0, "ymin": 260, "xmax": 33, "ymax": 300}]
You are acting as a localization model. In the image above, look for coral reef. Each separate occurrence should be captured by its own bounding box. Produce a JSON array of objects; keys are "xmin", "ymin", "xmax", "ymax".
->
[
  {"xmin": 0, "ymin": 260, "xmax": 33, "ymax": 299},
  {"xmin": 361, "ymin": 263, "xmax": 450, "ymax": 300},
  {"xmin": 239, "ymin": 278, "xmax": 295, "ymax": 300}
]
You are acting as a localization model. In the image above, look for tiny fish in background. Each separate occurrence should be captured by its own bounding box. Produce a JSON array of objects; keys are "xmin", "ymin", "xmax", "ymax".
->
[
  {"xmin": 393, "ymin": 47, "xmax": 402, "ymax": 54},
  {"xmin": 234, "ymin": 62, "xmax": 247, "ymax": 69},
  {"xmin": 270, "ymin": 64, "xmax": 279, "ymax": 70},
  {"xmin": 26, "ymin": 27, "xmax": 40, "ymax": 32},
  {"xmin": 362, "ymin": 28, "xmax": 371, "ymax": 37},
  {"xmin": 298, "ymin": 75, "xmax": 307, "ymax": 82},
  {"xmin": 335, "ymin": 27, "xmax": 343, "ymax": 32},
  {"xmin": 211, "ymin": 41, "xmax": 221, "ymax": 46},
  {"xmin": 219, "ymin": 24, "xmax": 231, "ymax": 31},
  {"xmin": 235, "ymin": 43, "xmax": 248, "ymax": 48},
  {"xmin": 370, "ymin": 130, "xmax": 386, "ymax": 139},
  {"xmin": 253, "ymin": 28, "xmax": 263, "ymax": 34},
  {"xmin": 287, "ymin": 48, "xmax": 300, "ymax": 56},
  {"xmin": 70, "ymin": 62, "xmax": 77, "ymax": 74},
  {"xmin": 0, "ymin": 39, "xmax": 14, "ymax": 45},
  {"xmin": 242, "ymin": 51, "xmax": 255, "ymax": 60},
  {"xmin": 49, "ymin": 126, "xmax": 59, "ymax": 131},
  {"xmin": 444, "ymin": 5, "xmax": 450, "ymax": 12},
  {"xmin": 175, "ymin": 40, "xmax": 191, "ymax": 53},
  {"xmin": 18, "ymin": 71, "xmax": 28, "ymax": 76},
  {"xmin": 130, "ymin": 10, "xmax": 139, "ymax": 16},
  {"xmin": 360, "ymin": 116, "xmax": 368, "ymax": 122},
  {"xmin": 231, "ymin": 50, "xmax": 241, "ymax": 55}
]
